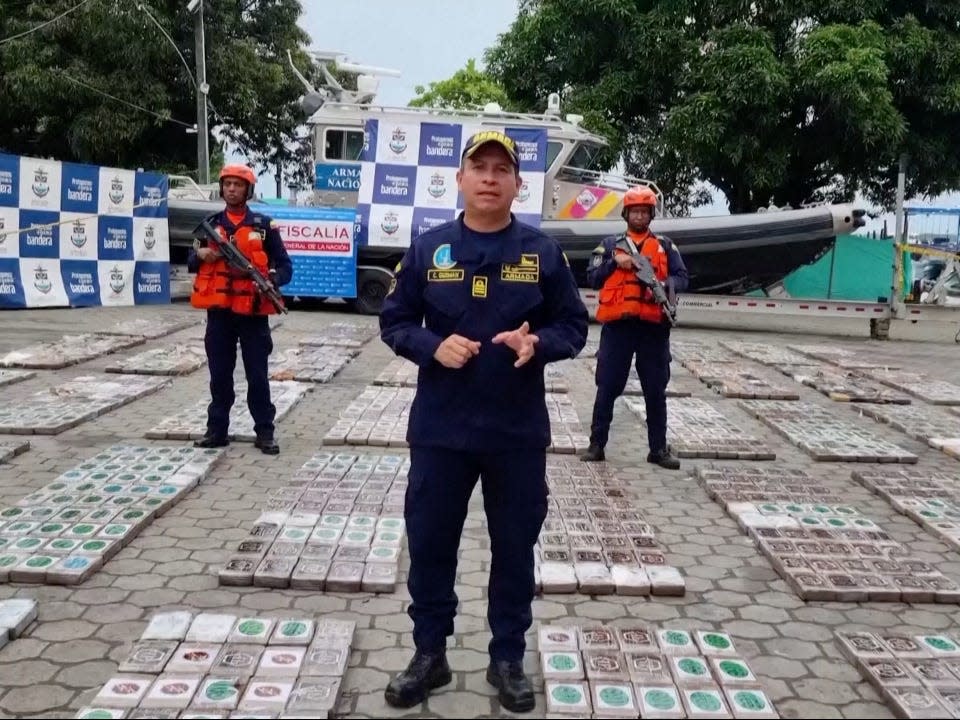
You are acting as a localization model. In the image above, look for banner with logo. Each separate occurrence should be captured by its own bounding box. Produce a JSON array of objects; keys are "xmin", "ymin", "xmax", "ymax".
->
[
  {"xmin": 354, "ymin": 120, "xmax": 547, "ymax": 249},
  {"xmin": 0, "ymin": 152, "xmax": 169, "ymax": 309},
  {"xmin": 252, "ymin": 204, "xmax": 357, "ymax": 299}
]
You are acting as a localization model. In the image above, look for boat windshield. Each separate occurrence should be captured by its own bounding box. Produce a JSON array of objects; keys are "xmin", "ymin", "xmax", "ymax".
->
[{"xmin": 565, "ymin": 142, "xmax": 606, "ymax": 171}]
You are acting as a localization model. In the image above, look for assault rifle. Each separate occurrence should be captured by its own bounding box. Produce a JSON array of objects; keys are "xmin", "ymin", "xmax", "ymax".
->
[
  {"xmin": 197, "ymin": 219, "xmax": 288, "ymax": 314},
  {"xmin": 615, "ymin": 236, "xmax": 677, "ymax": 326}
]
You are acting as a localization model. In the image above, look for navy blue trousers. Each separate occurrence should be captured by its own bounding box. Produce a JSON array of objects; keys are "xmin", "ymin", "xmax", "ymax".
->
[
  {"xmin": 204, "ymin": 309, "xmax": 275, "ymax": 439},
  {"xmin": 405, "ymin": 446, "xmax": 548, "ymax": 662},
  {"xmin": 589, "ymin": 319, "xmax": 671, "ymax": 451}
]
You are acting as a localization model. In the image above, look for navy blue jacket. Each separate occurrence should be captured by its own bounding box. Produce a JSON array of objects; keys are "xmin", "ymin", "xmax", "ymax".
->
[
  {"xmin": 380, "ymin": 215, "xmax": 589, "ymax": 451},
  {"xmin": 587, "ymin": 232, "xmax": 689, "ymax": 295},
  {"xmin": 187, "ymin": 208, "xmax": 293, "ymax": 287}
]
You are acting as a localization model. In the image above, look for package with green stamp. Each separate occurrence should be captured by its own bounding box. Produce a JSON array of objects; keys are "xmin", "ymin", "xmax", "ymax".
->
[
  {"xmin": 681, "ymin": 686, "xmax": 732, "ymax": 718},
  {"xmin": 545, "ymin": 680, "xmax": 591, "ymax": 713},
  {"xmin": 709, "ymin": 656, "xmax": 758, "ymax": 685},
  {"xmin": 270, "ymin": 618, "xmax": 315, "ymax": 645},
  {"xmin": 228, "ymin": 617, "xmax": 277, "ymax": 644},
  {"xmin": 696, "ymin": 631, "xmax": 738, "ymax": 657},
  {"xmin": 590, "ymin": 681, "xmax": 636, "ymax": 716},
  {"xmin": 657, "ymin": 628, "xmax": 694, "ymax": 654},
  {"xmin": 636, "ymin": 685, "xmax": 685, "ymax": 719},
  {"xmin": 722, "ymin": 687, "xmax": 779, "ymax": 718},
  {"xmin": 669, "ymin": 655, "xmax": 712, "ymax": 685},
  {"xmin": 541, "ymin": 650, "xmax": 585, "ymax": 680}
]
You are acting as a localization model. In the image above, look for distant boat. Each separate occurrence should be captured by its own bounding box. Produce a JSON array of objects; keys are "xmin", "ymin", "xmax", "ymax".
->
[{"xmin": 165, "ymin": 54, "xmax": 867, "ymax": 312}]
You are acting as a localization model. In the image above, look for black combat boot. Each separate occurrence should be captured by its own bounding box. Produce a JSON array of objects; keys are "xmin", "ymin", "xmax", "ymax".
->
[
  {"xmin": 194, "ymin": 433, "xmax": 229, "ymax": 449},
  {"xmin": 580, "ymin": 443, "xmax": 605, "ymax": 462},
  {"xmin": 647, "ymin": 447, "xmax": 680, "ymax": 470},
  {"xmin": 486, "ymin": 660, "xmax": 536, "ymax": 712},
  {"xmin": 254, "ymin": 435, "xmax": 279, "ymax": 455},
  {"xmin": 384, "ymin": 650, "xmax": 452, "ymax": 708}
]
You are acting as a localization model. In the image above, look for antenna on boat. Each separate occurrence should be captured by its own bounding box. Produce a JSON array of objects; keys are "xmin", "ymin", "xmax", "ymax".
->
[{"xmin": 288, "ymin": 49, "xmax": 402, "ymax": 111}]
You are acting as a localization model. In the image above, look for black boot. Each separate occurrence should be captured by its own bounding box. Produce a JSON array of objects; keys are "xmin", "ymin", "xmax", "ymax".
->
[
  {"xmin": 194, "ymin": 433, "xmax": 229, "ymax": 449},
  {"xmin": 254, "ymin": 435, "xmax": 279, "ymax": 455},
  {"xmin": 580, "ymin": 442, "xmax": 605, "ymax": 462},
  {"xmin": 486, "ymin": 660, "xmax": 535, "ymax": 713},
  {"xmin": 647, "ymin": 447, "xmax": 680, "ymax": 470},
  {"xmin": 384, "ymin": 650, "xmax": 452, "ymax": 708}
]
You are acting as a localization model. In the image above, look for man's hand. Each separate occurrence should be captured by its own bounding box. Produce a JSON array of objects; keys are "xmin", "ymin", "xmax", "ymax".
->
[
  {"xmin": 491, "ymin": 321, "xmax": 539, "ymax": 368},
  {"xmin": 197, "ymin": 247, "xmax": 219, "ymax": 263},
  {"xmin": 614, "ymin": 252, "xmax": 634, "ymax": 270},
  {"xmin": 434, "ymin": 334, "xmax": 481, "ymax": 369}
]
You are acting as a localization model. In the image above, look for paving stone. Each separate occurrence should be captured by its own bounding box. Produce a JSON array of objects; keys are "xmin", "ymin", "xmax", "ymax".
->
[
  {"xmin": 792, "ymin": 677, "xmax": 862, "ymax": 705},
  {"xmin": 56, "ymin": 659, "xmax": 117, "ymax": 688},
  {"xmin": 42, "ymin": 639, "xmax": 112, "ymax": 664},
  {"xmin": 0, "ymin": 658, "xmax": 59, "ymax": 685},
  {"xmin": 0, "ymin": 683, "xmax": 76, "ymax": 714},
  {"xmin": 32, "ymin": 619, "xmax": 99, "ymax": 641}
]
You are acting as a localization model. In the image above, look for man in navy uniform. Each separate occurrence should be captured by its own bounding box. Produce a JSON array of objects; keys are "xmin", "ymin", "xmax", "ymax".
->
[{"xmin": 379, "ymin": 130, "xmax": 588, "ymax": 712}]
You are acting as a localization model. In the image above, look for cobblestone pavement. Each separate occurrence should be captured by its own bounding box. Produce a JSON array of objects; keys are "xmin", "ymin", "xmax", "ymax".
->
[{"xmin": 1, "ymin": 304, "xmax": 959, "ymax": 719}]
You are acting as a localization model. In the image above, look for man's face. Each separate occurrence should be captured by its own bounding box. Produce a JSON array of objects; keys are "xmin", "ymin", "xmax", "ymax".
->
[
  {"xmin": 221, "ymin": 177, "xmax": 249, "ymax": 206},
  {"xmin": 456, "ymin": 143, "xmax": 521, "ymax": 217},
  {"xmin": 626, "ymin": 205, "xmax": 653, "ymax": 234}
]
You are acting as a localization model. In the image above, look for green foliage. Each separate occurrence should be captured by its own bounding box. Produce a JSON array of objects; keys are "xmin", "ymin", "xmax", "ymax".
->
[
  {"xmin": 0, "ymin": 0, "xmax": 316, "ymax": 186},
  {"xmin": 485, "ymin": 0, "xmax": 960, "ymax": 213},
  {"xmin": 409, "ymin": 58, "xmax": 510, "ymax": 110}
]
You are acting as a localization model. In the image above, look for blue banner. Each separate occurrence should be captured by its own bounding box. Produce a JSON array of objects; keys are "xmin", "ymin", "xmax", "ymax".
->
[
  {"xmin": 314, "ymin": 163, "xmax": 361, "ymax": 192},
  {"xmin": 0, "ymin": 153, "xmax": 170, "ymax": 308},
  {"xmin": 250, "ymin": 204, "xmax": 357, "ymax": 299},
  {"xmin": 357, "ymin": 119, "xmax": 548, "ymax": 249}
]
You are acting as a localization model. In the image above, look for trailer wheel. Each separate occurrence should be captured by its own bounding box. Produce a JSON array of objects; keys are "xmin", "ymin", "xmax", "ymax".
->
[{"xmin": 351, "ymin": 268, "xmax": 391, "ymax": 315}]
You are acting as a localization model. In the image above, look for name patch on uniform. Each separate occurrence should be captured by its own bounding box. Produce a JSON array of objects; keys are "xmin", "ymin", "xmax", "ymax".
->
[
  {"xmin": 472, "ymin": 275, "xmax": 488, "ymax": 298},
  {"xmin": 427, "ymin": 269, "xmax": 465, "ymax": 282},
  {"xmin": 519, "ymin": 253, "xmax": 539, "ymax": 267},
  {"xmin": 501, "ymin": 264, "xmax": 539, "ymax": 283}
]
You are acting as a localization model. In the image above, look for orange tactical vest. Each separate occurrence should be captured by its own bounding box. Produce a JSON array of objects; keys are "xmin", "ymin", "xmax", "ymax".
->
[
  {"xmin": 595, "ymin": 232, "xmax": 669, "ymax": 324},
  {"xmin": 190, "ymin": 217, "xmax": 276, "ymax": 316}
]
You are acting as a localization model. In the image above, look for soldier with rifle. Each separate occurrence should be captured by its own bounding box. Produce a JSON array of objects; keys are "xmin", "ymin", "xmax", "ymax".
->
[
  {"xmin": 581, "ymin": 186, "xmax": 689, "ymax": 469},
  {"xmin": 188, "ymin": 164, "xmax": 293, "ymax": 455}
]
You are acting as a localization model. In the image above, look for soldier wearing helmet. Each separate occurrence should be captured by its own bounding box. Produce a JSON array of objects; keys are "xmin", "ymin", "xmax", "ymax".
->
[
  {"xmin": 580, "ymin": 185, "xmax": 688, "ymax": 468},
  {"xmin": 188, "ymin": 163, "xmax": 293, "ymax": 455}
]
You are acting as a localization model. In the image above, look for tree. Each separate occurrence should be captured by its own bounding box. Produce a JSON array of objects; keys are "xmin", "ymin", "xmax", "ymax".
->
[
  {"xmin": 409, "ymin": 58, "xmax": 511, "ymax": 110},
  {"xmin": 0, "ymin": 0, "xmax": 317, "ymax": 188},
  {"xmin": 485, "ymin": 0, "xmax": 960, "ymax": 214}
]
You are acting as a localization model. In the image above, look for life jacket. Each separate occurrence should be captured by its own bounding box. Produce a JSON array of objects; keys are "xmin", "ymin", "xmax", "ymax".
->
[
  {"xmin": 595, "ymin": 231, "xmax": 669, "ymax": 324},
  {"xmin": 190, "ymin": 213, "xmax": 276, "ymax": 316}
]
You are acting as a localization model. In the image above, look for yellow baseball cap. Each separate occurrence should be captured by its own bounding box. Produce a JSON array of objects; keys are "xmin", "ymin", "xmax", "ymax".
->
[{"xmin": 461, "ymin": 130, "xmax": 519, "ymax": 166}]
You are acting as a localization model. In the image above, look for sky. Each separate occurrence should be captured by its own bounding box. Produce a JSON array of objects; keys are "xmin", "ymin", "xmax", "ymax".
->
[{"xmin": 244, "ymin": 0, "xmax": 959, "ymax": 233}]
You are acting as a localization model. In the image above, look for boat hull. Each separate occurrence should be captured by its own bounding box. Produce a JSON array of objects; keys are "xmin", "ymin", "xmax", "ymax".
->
[{"xmin": 167, "ymin": 200, "xmax": 855, "ymax": 295}]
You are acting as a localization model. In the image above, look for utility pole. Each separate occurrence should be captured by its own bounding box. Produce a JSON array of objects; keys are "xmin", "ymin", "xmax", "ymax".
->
[
  {"xmin": 891, "ymin": 153, "xmax": 907, "ymax": 318},
  {"xmin": 193, "ymin": 0, "xmax": 210, "ymax": 184}
]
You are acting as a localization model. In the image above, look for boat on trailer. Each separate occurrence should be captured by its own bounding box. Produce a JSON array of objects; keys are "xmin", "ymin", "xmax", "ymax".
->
[{"xmin": 166, "ymin": 53, "xmax": 866, "ymax": 312}]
